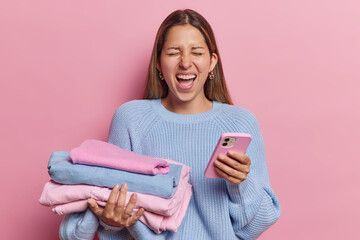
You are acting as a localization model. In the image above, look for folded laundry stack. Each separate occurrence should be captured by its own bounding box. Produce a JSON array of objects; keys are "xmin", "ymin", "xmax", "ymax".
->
[{"xmin": 39, "ymin": 139, "xmax": 192, "ymax": 234}]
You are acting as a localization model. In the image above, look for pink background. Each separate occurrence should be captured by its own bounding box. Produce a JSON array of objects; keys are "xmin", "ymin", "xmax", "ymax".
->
[{"xmin": 1, "ymin": 0, "xmax": 359, "ymax": 239}]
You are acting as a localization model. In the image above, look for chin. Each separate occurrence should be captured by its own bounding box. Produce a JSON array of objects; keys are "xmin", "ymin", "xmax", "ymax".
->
[
  {"xmin": 173, "ymin": 92, "xmax": 197, "ymax": 103},
  {"xmin": 178, "ymin": 97, "xmax": 205, "ymax": 105}
]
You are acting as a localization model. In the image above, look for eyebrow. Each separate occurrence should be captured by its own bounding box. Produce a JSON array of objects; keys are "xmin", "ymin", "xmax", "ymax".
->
[
  {"xmin": 166, "ymin": 47, "xmax": 181, "ymax": 51},
  {"xmin": 191, "ymin": 47, "xmax": 205, "ymax": 50},
  {"xmin": 166, "ymin": 46, "xmax": 205, "ymax": 51}
]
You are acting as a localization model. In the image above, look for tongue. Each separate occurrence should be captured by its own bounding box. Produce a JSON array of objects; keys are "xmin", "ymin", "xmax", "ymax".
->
[{"xmin": 178, "ymin": 79, "xmax": 193, "ymax": 87}]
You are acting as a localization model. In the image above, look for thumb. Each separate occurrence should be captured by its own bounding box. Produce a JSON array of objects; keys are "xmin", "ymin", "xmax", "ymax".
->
[{"xmin": 88, "ymin": 198, "xmax": 103, "ymax": 217}]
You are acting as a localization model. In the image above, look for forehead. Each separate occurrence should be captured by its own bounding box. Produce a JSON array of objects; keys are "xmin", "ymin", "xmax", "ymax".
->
[{"xmin": 164, "ymin": 24, "xmax": 207, "ymax": 47}]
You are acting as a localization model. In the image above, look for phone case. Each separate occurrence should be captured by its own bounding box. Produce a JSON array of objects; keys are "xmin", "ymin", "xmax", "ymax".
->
[{"xmin": 204, "ymin": 133, "xmax": 252, "ymax": 178}]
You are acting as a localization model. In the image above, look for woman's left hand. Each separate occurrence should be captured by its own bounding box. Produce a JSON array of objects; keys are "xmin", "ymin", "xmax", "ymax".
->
[{"xmin": 214, "ymin": 150, "xmax": 251, "ymax": 184}]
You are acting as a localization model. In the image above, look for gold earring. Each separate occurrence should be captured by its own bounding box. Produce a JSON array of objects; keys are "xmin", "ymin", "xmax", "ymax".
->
[
  {"xmin": 159, "ymin": 72, "xmax": 165, "ymax": 81},
  {"xmin": 208, "ymin": 71, "xmax": 214, "ymax": 80}
]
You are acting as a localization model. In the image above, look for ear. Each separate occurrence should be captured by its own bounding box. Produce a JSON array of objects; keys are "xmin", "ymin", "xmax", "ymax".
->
[
  {"xmin": 209, "ymin": 53, "xmax": 218, "ymax": 72},
  {"xmin": 156, "ymin": 62, "xmax": 161, "ymax": 72}
]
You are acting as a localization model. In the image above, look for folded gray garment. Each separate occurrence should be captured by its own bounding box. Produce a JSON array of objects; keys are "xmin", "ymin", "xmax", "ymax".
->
[{"xmin": 48, "ymin": 151, "xmax": 182, "ymax": 198}]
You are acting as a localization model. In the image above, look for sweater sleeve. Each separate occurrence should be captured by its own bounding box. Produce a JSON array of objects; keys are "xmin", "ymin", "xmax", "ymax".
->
[
  {"xmin": 226, "ymin": 112, "xmax": 281, "ymax": 240},
  {"xmin": 59, "ymin": 209, "xmax": 99, "ymax": 240},
  {"xmin": 108, "ymin": 104, "xmax": 133, "ymax": 150}
]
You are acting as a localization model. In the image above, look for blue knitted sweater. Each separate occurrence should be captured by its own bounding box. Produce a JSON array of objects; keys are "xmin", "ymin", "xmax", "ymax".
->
[{"xmin": 59, "ymin": 99, "xmax": 280, "ymax": 240}]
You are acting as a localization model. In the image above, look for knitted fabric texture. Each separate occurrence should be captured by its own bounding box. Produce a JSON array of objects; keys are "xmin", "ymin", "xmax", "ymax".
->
[{"xmin": 59, "ymin": 99, "xmax": 281, "ymax": 240}]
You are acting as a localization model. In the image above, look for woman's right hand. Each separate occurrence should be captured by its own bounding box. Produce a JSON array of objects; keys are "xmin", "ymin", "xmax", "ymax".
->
[{"xmin": 88, "ymin": 183, "xmax": 144, "ymax": 227}]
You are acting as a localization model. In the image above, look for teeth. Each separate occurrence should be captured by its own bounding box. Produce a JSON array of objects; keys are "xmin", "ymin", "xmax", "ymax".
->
[{"xmin": 176, "ymin": 74, "xmax": 196, "ymax": 80}]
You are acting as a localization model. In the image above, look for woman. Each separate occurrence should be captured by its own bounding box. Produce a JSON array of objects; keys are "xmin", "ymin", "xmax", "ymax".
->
[{"xmin": 60, "ymin": 9, "xmax": 280, "ymax": 240}]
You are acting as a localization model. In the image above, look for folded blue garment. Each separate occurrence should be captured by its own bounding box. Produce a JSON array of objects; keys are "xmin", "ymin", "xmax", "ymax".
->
[{"xmin": 48, "ymin": 151, "xmax": 182, "ymax": 198}]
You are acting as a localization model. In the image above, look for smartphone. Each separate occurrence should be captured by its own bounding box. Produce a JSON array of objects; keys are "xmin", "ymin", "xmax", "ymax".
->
[{"xmin": 204, "ymin": 133, "xmax": 252, "ymax": 178}]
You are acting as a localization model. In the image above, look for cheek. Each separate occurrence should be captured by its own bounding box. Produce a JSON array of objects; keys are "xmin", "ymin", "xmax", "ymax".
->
[
  {"xmin": 160, "ymin": 57, "xmax": 177, "ymax": 75},
  {"xmin": 194, "ymin": 59, "xmax": 211, "ymax": 74}
]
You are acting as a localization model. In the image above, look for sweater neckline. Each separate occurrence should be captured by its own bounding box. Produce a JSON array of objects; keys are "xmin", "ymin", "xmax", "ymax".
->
[{"xmin": 149, "ymin": 98, "xmax": 222, "ymax": 123}]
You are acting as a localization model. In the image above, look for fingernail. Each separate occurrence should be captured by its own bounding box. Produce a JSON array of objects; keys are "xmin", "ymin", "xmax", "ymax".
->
[
  {"xmin": 115, "ymin": 184, "xmax": 120, "ymax": 189},
  {"xmin": 218, "ymin": 155, "xmax": 224, "ymax": 160},
  {"xmin": 214, "ymin": 160, "xmax": 220, "ymax": 166},
  {"xmin": 228, "ymin": 150, "xmax": 234, "ymax": 155},
  {"xmin": 123, "ymin": 183, "xmax": 128, "ymax": 189}
]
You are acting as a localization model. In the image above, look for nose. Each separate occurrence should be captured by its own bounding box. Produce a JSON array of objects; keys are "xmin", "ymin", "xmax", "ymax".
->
[{"xmin": 179, "ymin": 53, "xmax": 192, "ymax": 69}]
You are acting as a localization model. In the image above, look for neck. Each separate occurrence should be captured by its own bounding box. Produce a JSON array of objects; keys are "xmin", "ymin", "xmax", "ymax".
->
[{"xmin": 161, "ymin": 96, "xmax": 213, "ymax": 114}]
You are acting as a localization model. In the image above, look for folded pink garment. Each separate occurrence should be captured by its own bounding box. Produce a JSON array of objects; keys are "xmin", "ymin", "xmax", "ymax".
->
[
  {"xmin": 47, "ymin": 184, "xmax": 192, "ymax": 233},
  {"xmin": 40, "ymin": 176, "xmax": 188, "ymax": 216},
  {"xmin": 70, "ymin": 139, "xmax": 170, "ymax": 175},
  {"xmin": 141, "ymin": 184, "xmax": 192, "ymax": 233},
  {"xmin": 40, "ymin": 159, "xmax": 190, "ymax": 216}
]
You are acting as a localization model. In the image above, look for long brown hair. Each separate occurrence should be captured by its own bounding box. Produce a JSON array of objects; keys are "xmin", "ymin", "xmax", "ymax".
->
[{"xmin": 143, "ymin": 9, "xmax": 233, "ymax": 105}]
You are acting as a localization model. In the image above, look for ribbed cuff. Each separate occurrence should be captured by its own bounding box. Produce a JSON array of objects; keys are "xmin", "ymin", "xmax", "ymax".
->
[
  {"xmin": 99, "ymin": 219, "xmax": 124, "ymax": 232},
  {"xmin": 226, "ymin": 175, "xmax": 263, "ymax": 204}
]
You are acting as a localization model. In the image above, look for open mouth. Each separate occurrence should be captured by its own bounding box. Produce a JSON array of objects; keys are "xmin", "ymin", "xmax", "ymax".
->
[{"xmin": 176, "ymin": 74, "xmax": 197, "ymax": 90}]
